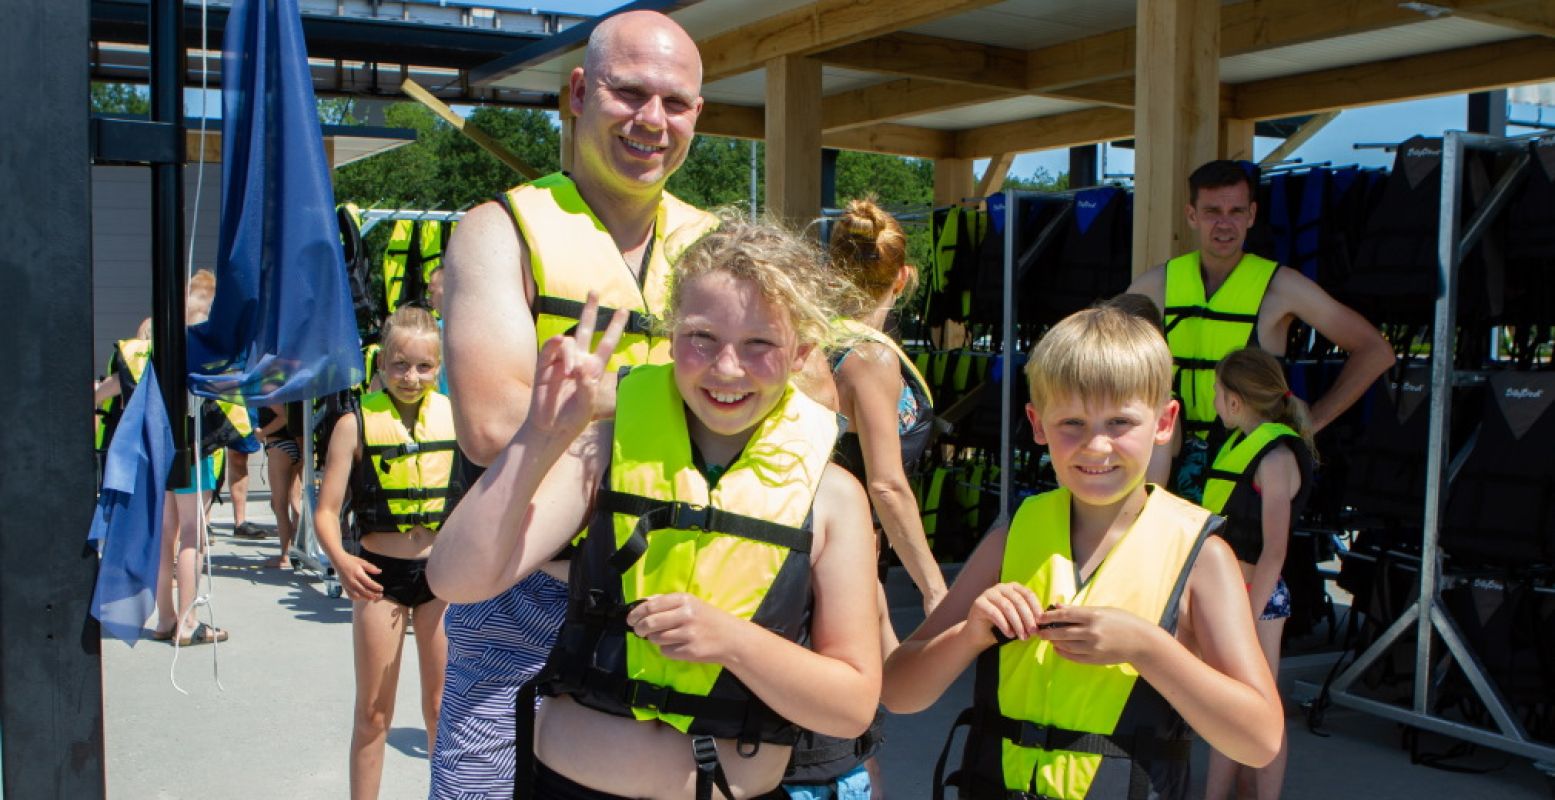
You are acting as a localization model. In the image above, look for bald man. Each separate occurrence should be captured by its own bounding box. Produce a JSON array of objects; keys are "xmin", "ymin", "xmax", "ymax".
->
[{"xmin": 430, "ymin": 11, "xmax": 720, "ymax": 797}]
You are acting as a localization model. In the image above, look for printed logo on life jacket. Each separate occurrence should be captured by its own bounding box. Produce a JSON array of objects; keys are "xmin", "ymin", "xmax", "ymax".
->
[
  {"xmin": 1400, "ymin": 135, "xmax": 1443, "ymax": 190},
  {"xmin": 1492, "ymin": 372, "xmax": 1555, "ymax": 441},
  {"xmin": 1506, "ymin": 387, "xmax": 1544, "ymax": 400},
  {"xmin": 1405, "ymin": 146, "xmax": 1441, "ymax": 159},
  {"xmin": 1077, "ymin": 200, "xmax": 1098, "ymax": 210},
  {"xmin": 1074, "ymin": 188, "xmax": 1114, "ymax": 236},
  {"xmin": 1401, "ymin": 381, "xmax": 1425, "ymax": 393}
]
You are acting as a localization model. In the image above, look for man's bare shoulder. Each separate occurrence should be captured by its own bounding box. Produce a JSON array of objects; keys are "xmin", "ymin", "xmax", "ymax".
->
[{"xmin": 1126, "ymin": 263, "xmax": 1167, "ymax": 302}]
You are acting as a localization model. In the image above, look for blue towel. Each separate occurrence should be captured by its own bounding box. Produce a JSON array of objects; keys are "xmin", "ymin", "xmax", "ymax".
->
[
  {"xmin": 186, "ymin": 0, "xmax": 362, "ymax": 405},
  {"xmin": 87, "ymin": 364, "xmax": 174, "ymax": 643}
]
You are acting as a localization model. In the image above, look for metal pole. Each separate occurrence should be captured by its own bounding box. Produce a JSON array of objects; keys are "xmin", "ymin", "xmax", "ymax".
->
[
  {"xmin": 749, "ymin": 140, "xmax": 758, "ymax": 221},
  {"xmin": 999, "ymin": 189, "xmax": 1016, "ymax": 521},
  {"xmin": 151, "ymin": 0, "xmax": 190, "ymax": 485},
  {"xmin": 0, "ymin": 0, "xmax": 106, "ymax": 794}
]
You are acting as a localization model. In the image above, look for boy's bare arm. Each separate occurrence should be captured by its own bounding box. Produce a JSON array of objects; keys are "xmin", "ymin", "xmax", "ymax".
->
[{"xmin": 882, "ymin": 527, "xmax": 1013, "ymax": 713}]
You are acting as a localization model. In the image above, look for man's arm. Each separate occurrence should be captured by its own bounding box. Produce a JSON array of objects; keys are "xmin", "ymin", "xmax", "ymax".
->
[
  {"xmin": 1123, "ymin": 264, "xmax": 1167, "ymax": 312},
  {"xmin": 443, "ymin": 200, "xmax": 539, "ymax": 465},
  {"xmin": 1272, "ymin": 269, "xmax": 1394, "ymax": 432}
]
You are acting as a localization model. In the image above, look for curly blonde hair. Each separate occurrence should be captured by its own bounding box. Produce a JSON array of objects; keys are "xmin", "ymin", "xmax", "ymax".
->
[{"xmin": 662, "ymin": 214, "xmax": 865, "ymax": 351}]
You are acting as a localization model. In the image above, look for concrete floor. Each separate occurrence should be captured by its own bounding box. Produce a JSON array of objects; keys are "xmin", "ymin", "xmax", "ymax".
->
[{"xmin": 101, "ymin": 465, "xmax": 1555, "ymax": 798}]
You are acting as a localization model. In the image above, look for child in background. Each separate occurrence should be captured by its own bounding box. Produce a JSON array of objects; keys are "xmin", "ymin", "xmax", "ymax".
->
[{"xmin": 1203, "ymin": 347, "xmax": 1317, "ymax": 800}]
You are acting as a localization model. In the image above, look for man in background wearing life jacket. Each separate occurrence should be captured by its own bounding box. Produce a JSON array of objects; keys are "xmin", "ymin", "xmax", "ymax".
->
[
  {"xmin": 431, "ymin": 10, "xmax": 719, "ymax": 797},
  {"xmin": 1127, "ymin": 160, "xmax": 1394, "ymax": 499}
]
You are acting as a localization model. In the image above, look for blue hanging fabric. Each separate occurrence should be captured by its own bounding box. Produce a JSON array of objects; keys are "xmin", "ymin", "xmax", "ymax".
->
[
  {"xmin": 187, "ymin": 0, "xmax": 362, "ymax": 403},
  {"xmin": 87, "ymin": 364, "xmax": 175, "ymax": 643}
]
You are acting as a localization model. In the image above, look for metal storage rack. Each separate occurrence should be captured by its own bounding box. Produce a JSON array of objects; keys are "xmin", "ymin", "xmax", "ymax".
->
[{"xmin": 1320, "ymin": 129, "xmax": 1555, "ymax": 764}]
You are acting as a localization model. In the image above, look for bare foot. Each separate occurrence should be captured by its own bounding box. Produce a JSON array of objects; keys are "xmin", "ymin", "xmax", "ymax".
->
[{"xmin": 264, "ymin": 556, "xmax": 292, "ymax": 569}]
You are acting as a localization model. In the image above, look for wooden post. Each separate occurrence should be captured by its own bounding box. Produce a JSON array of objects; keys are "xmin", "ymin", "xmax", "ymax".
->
[
  {"xmin": 764, "ymin": 54, "xmax": 823, "ymax": 225},
  {"xmin": 1219, "ymin": 117, "xmax": 1256, "ymax": 162},
  {"xmin": 976, "ymin": 152, "xmax": 1016, "ymax": 198},
  {"xmin": 1132, "ymin": 0, "xmax": 1220, "ymax": 275},
  {"xmin": 934, "ymin": 157, "xmax": 973, "ymax": 208}
]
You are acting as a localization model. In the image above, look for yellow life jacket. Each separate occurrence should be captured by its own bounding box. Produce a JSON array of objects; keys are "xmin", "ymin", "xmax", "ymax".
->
[
  {"xmin": 540, "ymin": 363, "xmax": 836, "ymax": 749},
  {"xmin": 349, "ymin": 390, "xmax": 464, "ymax": 533},
  {"xmin": 1163, "ymin": 252, "xmax": 1278, "ymax": 439},
  {"xmin": 1202, "ymin": 422, "xmax": 1312, "ymax": 565},
  {"xmin": 96, "ymin": 338, "xmax": 154, "ymax": 450},
  {"xmin": 383, "ymin": 219, "xmax": 446, "ymax": 313},
  {"xmin": 941, "ymin": 487, "xmax": 1216, "ymax": 800},
  {"xmin": 502, "ymin": 172, "xmax": 718, "ymax": 370},
  {"xmin": 218, "ymin": 399, "xmax": 253, "ymax": 437},
  {"xmin": 359, "ymin": 341, "xmax": 382, "ymax": 395}
]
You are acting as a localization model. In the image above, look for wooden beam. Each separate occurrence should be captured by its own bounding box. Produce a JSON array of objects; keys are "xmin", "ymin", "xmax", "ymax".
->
[
  {"xmin": 1038, "ymin": 77, "xmax": 1136, "ymax": 108},
  {"xmin": 402, "ymin": 78, "xmax": 540, "ymax": 180},
  {"xmin": 975, "ymin": 152, "xmax": 1015, "ymax": 197},
  {"xmin": 953, "ymin": 107, "xmax": 1134, "ymax": 160},
  {"xmin": 1436, "ymin": 0, "xmax": 1555, "ymax": 38},
  {"xmin": 1133, "ymin": 0, "xmax": 1220, "ymax": 275},
  {"xmin": 696, "ymin": 102, "xmax": 765, "ymax": 140},
  {"xmin": 822, "ymin": 123, "xmax": 954, "ymax": 159},
  {"xmin": 699, "ymin": 0, "xmax": 1003, "ymax": 84},
  {"xmin": 1220, "ymin": 118, "xmax": 1256, "ymax": 161},
  {"xmin": 1259, "ymin": 110, "xmax": 1340, "ymax": 166},
  {"xmin": 934, "ymin": 157, "xmax": 974, "ymax": 207},
  {"xmin": 765, "ymin": 55, "xmax": 823, "ymax": 224},
  {"xmin": 1232, "ymin": 36, "xmax": 1555, "ymax": 120},
  {"xmin": 817, "ymin": 32, "xmax": 1027, "ymax": 90},
  {"xmin": 822, "ymin": 79, "xmax": 1008, "ymax": 132},
  {"xmin": 1025, "ymin": 27, "xmax": 1136, "ymax": 92}
]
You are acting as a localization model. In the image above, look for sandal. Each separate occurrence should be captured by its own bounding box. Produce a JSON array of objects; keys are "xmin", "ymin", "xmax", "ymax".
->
[
  {"xmin": 174, "ymin": 622, "xmax": 229, "ymax": 646},
  {"xmin": 148, "ymin": 627, "xmax": 175, "ymax": 642}
]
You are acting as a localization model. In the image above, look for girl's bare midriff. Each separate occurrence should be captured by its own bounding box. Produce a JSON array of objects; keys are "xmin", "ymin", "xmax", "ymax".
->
[
  {"xmin": 358, "ymin": 526, "xmax": 436, "ymax": 560},
  {"xmin": 535, "ymin": 694, "xmax": 791, "ymax": 799}
]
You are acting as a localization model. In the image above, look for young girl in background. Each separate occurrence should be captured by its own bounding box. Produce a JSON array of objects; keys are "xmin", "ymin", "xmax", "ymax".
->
[
  {"xmin": 315, "ymin": 305, "xmax": 463, "ymax": 800},
  {"xmin": 1203, "ymin": 347, "xmax": 1317, "ymax": 800}
]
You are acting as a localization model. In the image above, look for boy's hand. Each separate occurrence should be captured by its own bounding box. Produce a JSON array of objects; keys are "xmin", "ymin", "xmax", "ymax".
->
[
  {"xmin": 965, "ymin": 582, "xmax": 1044, "ymax": 646},
  {"xmin": 1035, "ymin": 604, "xmax": 1161, "ymax": 665}
]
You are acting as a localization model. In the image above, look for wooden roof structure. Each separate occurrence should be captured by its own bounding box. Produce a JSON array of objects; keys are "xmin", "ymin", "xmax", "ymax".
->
[{"xmin": 473, "ymin": 0, "xmax": 1555, "ymax": 271}]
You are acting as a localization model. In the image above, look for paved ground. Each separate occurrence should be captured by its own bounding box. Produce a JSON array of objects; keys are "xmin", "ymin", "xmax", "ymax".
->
[{"xmin": 102, "ymin": 461, "xmax": 1554, "ymax": 798}]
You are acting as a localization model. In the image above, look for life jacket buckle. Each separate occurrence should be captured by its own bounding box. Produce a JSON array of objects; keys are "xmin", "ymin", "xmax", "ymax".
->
[
  {"xmin": 1012, "ymin": 720, "xmax": 1055, "ymax": 751},
  {"xmin": 672, "ymin": 502, "xmax": 711, "ymax": 532},
  {"xmin": 626, "ymin": 680, "xmax": 669, "ymax": 712}
]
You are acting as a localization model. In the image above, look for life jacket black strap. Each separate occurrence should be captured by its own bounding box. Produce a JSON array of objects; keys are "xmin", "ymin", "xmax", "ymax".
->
[
  {"xmin": 933, "ymin": 707, "xmax": 974, "ymax": 800},
  {"xmin": 996, "ymin": 715, "xmax": 1190, "ymax": 762},
  {"xmin": 367, "ymin": 486, "xmax": 452, "ymax": 501},
  {"xmin": 1162, "ymin": 306, "xmax": 1260, "ymax": 325},
  {"xmin": 364, "ymin": 439, "xmax": 457, "ymax": 462},
  {"xmin": 597, "ymin": 489, "xmax": 813, "ymax": 574},
  {"xmin": 512, "ymin": 680, "xmax": 536, "ymax": 800},
  {"xmin": 692, "ymin": 735, "xmax": 737, "ymax": 800},
  {"xmin": 1171, "ymin": 356, "xmax": 1223, "ymax": 370},
  {"xmin": 534, "ymin": 295, "xmax": 656, "ymax": 337}
]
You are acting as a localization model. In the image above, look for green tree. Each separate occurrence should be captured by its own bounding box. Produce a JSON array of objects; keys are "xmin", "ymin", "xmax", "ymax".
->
[
  {"xmin": 91, "ymin": 82, "xmax": 150, "ymax": 115},
  {"xmin": 668, "ymin": 136, "xmax": 762, "ymax": 215},
  {"xmin": 318, "ymin": 97, "xmax": 358, "ymax": 125}
]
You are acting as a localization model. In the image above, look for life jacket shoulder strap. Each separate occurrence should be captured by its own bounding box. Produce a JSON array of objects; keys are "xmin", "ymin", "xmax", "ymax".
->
[
  {"xmin": 597, "ymin": 488, "xmax": 813, "ymax": 573},
  {"xmin": 994, "ymin": 715, "xmax": 1192, "ymax": 762}
]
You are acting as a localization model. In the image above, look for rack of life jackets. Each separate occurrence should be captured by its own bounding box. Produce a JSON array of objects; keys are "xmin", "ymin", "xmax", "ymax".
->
[
  {"xmin": 1313, "ymin": 130, "xmax": 1555, "ymax": 763},
  {"xmin": 359, "ymin": 208, "xmax": 463, "ymax": 318},
  {"xmin": 908, "ymin": 187, "xmax": 1139, "ymax": 561}
]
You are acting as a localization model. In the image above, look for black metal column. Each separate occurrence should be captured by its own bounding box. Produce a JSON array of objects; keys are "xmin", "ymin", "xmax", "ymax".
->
[
  {"xmin": 1468, "ymin": 90, "xmax": 1507, "ymax": 136},
  {"xmin": 151, "ymin": 0, "xmax": 190, "ymax": 484},
  {"xmin": 0, "ymin": 0, "xmax": 106, "ymax": 795},
  {"xmin": 1069, "ymin": 144, "xmax": 1099, "ymax": 189},
  {"xmin": 820, "ymin": 147, "xmax": 839, "ymax": 210}
]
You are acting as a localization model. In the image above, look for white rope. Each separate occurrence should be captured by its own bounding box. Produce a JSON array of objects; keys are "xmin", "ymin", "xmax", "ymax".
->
[{"xmin": 171, "ymin": 0, "xmax": 224, "ymax": 694}]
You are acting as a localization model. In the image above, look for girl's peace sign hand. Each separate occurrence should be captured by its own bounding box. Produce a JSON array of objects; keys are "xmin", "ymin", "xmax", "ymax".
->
[{"xmin": 528, "ymin": 292, "xmax": 630, "ymax": 440}]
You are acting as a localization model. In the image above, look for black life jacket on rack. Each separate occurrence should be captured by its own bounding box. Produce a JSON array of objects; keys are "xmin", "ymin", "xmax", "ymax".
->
[
  {"xmin": 1032, "ymin": 187, "xmax": 1133, "ymax": 327},
  {"xmin": 1340, "ymin": 363, "xmax": 1436, "ymax": 526},
  {"xmin": 1442, "ymin": 371, "xmax": 1555, "ymax": 565},
  {"xmin": 1346, "ymin": 136, "xmax": 1445, "ymax": 325},
  {"xmin": 1501, "ymin": 136, "xmax": 1555, "ymax": 327}
]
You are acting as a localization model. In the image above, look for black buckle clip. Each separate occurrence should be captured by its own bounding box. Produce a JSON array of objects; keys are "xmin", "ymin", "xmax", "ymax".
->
[
  {"xmin": 626, "ymin": 680, "xmax": 669, "ymax": 712},
  {"xmin": 672, "ymin": 503, "xmax": 711, "ymax": 531},
  {"xmin": 1013, "ymin": 721, "xmax": 1054, "ymax": 751},
  {"xmin": 691, "ymin": 735, "xmax": 719, "ymax": 767}
]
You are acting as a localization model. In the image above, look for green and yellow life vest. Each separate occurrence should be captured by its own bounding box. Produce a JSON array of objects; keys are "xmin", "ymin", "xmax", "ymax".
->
[
  {"xmin": 382, "ymin": 219, "xmax": 447, "ymax": 313},
  {"xmin": 540, "ymin": 363, "xmax": 836, "ymax": 748},
  {"xmin": 1163, "ymin": 252, "xmax": 1278, "ymax": 439},
  {"xmin": 504, "ymin": 173, "xmax": 718, "ymax": 371},
  {"xmin": 96, "ymin": 338, "xmax": 153, "ymax": 451},
  {"xmin": 349, "ymin": 390, "xmax": 463, "ymax": 533},
  {"xmin": 941, "ymin": 487, "xmax": 1215, "ymax": 800},
  {"xmin": 1201, "ymin": 422, "xmax": 1312, "ymax": 565}
]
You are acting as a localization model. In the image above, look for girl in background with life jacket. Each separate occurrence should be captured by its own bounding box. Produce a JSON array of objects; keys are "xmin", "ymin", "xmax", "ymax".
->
[
  {"xmin": 314, "ymin": 304, "xmax": 462, "ymax": 800},
  {"xmin": 428, "ymin": 220, "xmax": 881, "ymax": 799},
  {"xmin": 1203, "ymin": 347, "xmax": 1316, "ymax": 800}
]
